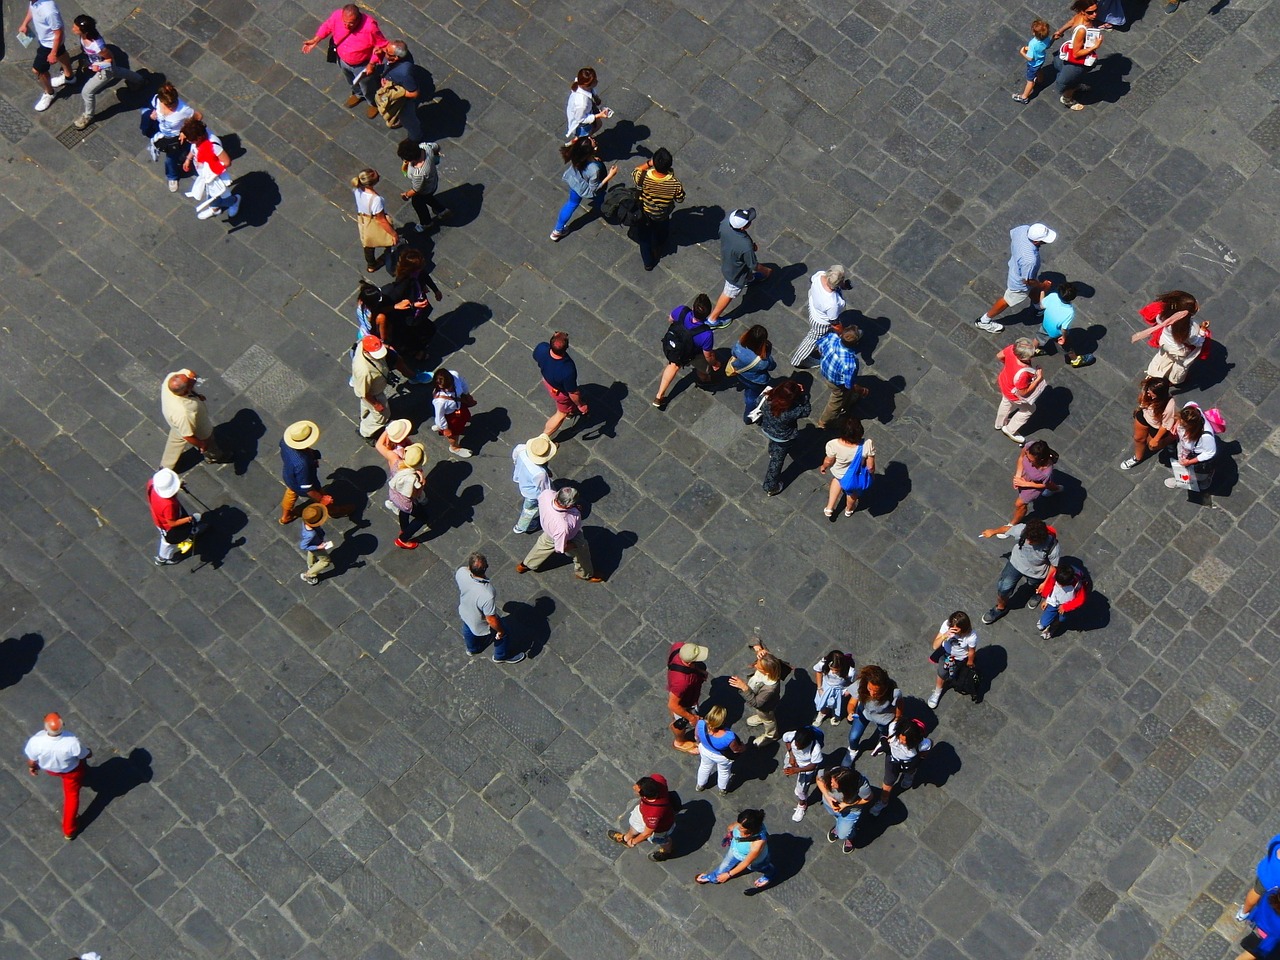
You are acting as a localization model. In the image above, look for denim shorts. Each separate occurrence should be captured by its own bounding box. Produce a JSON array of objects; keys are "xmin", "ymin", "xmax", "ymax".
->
[{"xmin": 1025, "ymin": 61, "xmax": 1043, "ymax": 82}]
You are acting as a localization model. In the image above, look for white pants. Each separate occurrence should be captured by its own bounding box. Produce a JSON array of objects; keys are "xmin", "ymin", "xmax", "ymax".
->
[
  {"xmin": 995, "ymin": 396, "xmax": 1035, "ymax": 434},
  {"xmin": 696, "ymin": 747, "xmax": 733, "ymax": 790}
]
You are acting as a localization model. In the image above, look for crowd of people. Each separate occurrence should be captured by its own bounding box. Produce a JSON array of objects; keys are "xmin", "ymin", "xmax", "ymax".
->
[{"xmin": 14, "ymin": 0, "xmax": 1259, "ymax": 949}]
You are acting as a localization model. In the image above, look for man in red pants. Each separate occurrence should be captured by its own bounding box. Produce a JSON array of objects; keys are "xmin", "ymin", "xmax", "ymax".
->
[{"xmin": 24, "ymin": 712, "xmax": 91, "ymax": 839}]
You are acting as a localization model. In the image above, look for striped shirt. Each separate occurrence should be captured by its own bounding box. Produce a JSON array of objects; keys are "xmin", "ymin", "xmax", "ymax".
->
[{"xmin": 634, "ymin": 167, "xmax": 684, "ymax": 221}]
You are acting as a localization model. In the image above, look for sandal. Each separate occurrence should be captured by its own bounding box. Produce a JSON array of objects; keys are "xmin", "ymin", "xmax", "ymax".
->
[
  {"xmin": 695, "ymin": 873, "xmax": 717, "ymax": 884},
  {"xmin": 752, "ymin": 876, "xmax": 770, "ymax": 888},
  {"xmin": 844, "ymin": 509, "xmax": 855, "ymax": 517},
  {"xmin": 823, "ymin": 507, "xmax": 834, "ymax": 519}
]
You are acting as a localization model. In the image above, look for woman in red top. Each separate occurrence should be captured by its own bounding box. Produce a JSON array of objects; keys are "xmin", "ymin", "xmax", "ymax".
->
[
  {"xmin": 180, "ymin": 118, "xmax": 240, "ymax": 221},
  {"xmin": 993, "ymin": 339, "xmax": 1045, "ymax": 444},
  {"xmin": 1052, "ymin": 0, "xmax": 1104, "ymax": 111}
]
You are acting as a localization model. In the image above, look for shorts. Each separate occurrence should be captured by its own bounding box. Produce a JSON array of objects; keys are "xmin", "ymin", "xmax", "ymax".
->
[
  {"xmin": 935, "ymin": 657, "xmax": 961, "ymax": 681},
  {"xmin": 1240, "ymin": 931, "xmax": 1268, "ymax": 959},
  {"xmin": 1025, "ymin": 62, "xmax": 1043, "ymax": 82},
  {"xmin": 542, "ymin": 380, "xmax": 582, "ymax": 415},
  {"xmin": 628, "ymin": 805, "xmax": 673, "ymax": 843},
  {"xmin": 1003, "ymin": 286, "xmax": 1030, "ymax": 307},
  {"xmin": 443, "ymin": 408, "xmax": 471, "ymax": 434},
  {"xmin": 1253, "ymin": 877, "xmax": 1266, "ymax": 896},
  {"xmin": 686, "ymin": 352, "xmax": 711, "ymax": 374},
  {"xmin": 33, "ymin": 43, "xmax": 66, "ymax": 74},
  {"xmin": 722, "ymin": 279, "xmax": 745, "ymax": 300}
]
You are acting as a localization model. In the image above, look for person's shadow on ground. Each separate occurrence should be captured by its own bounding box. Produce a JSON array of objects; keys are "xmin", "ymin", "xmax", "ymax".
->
[
  {"xmin": 327, "ymin": 464, "xmax": 384, "ymax": 519},
  {"xmin": 920, "ymin": 741, "xmax": 961, "ymax": 788},
  {"xmin": 431, "ymin": 301, "xmax": 493, "ymax": 358},
  {"xmin": 850, "ymin": 312, "xmax": 890, "ymax": 364},
  {"xmin": 865, "ymin": 460, "xmax": 911, "ymax": 517},
  {"xmin": 974, "ymin": 644, "xmax": 1008, "ymax": 697},
  {"xmin": 594, "ymin": 120, "xmax": 651, "ymax": 162},
  {"xmin": 326, "ymin": 530, "xmax": 378, "ymax": 580},
  {"xmin": 465, "ymin": 407, "xmax": 511, "ymax": 456},
  {"xmin": 227, "ymin": 171, "xmax": 283, "ymax": 231},
  {"xmin": 776, "ymin": 424, "xmax": 827, "ymax": 491},
  {"xmin": 1035, "ymin": 469, "xmax": 1085, "ymax": 521},
  {"xmin": 78, "ymin": 748, "xmax": 153, "ymax": 834},
  {"xmin": 217, "ymin": 408, "xmax": 266, "ymax": 475},
  {"xmin": 418, "ymin": 88, "xmax": 470, "ymax": 140},
  {"xmin": 191, "ymin": 505, "xmax": 248, "ymax": 570},
  {"xmin": 749, "ymin": 834, "xmax": 812, "ymax": 894},
  {"xmin": 670, "ymin": 205, "xmax": 724, "ymax": 252},
  {"xmin": 737, "ymin": 262, "xmax": 806, "ymax": 319},
  {"xmin": 560, "ymin": 381, "xmax": 628, "ymax": 442},
  {"xmin": 670, "ymin": 797, "xmax": 716, "ymax": 860},
  {"xmin": 423, "ymin": 461, "xmax": 483, "ymax": 539},
  {"xmin": 860, "ymin": 373, "xmax": 906, "ymax": 424},
  {"xmin": 433, "ymin": 182, "xmax": 484, "ymax": 228},
  {"xmin": 578, "ymin": 527, "xmax": 638, "ymax": 579},
  {"xmin": 1187, "ymin": 339, "xmax": 1232, "ymax": 392},
  {"xmin": 502, "ymin": 596, "xmax": 556, "ymax": 657},
  {"xmin": 775, "ymin": 665, "xmax": 816, "ymax": 732},
  {"xmin": 1028, "ymin": 385, "xmax": 1072, "ymax": 433},
  {"xmin": 1086, "ymin": 53, "xmax": 1133, "ymax": 105},
  {"xmin": 0, "ymin": 633, "xmax": 43, "ymax": 690}
]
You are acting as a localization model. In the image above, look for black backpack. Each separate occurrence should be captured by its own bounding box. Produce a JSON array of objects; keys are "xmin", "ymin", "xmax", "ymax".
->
[
  {"xmin": 602, "ymin": 185, "xmax": 645, "ymax": 226},
  {"xmin": 951, "ymin": 663, "xmax": 984, "ymax": 703},
  {"xmin": 661, "ymin": 307, "xmax": 707, "ymax": 365}
]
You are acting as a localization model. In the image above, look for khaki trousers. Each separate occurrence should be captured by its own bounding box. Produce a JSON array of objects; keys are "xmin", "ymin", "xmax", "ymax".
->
[{"xmin": 522, "ymin": 532, "xmax": 594, "ymax": 578}]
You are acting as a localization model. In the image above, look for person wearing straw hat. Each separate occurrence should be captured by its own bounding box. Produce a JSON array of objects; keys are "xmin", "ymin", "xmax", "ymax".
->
[
  {"xmin": 24, "ymin": 712, "xmax": 91, "ymax": 840},
  {"xmin": 146, "ymin": 467, "xmax": 204, "ymax": 566},
  {"xmin": 299, "ymin": 503, "xmax": 335, "ymax": 585},
  {"xmin": 511, "ymin": 434, "xmax": 558, "ymax": 534},
  {"xmin": 388, "ymin": 442, "xmax": 429, "ymax": 549},
  {"xmin": 278, "ymin": 421, "xmax": 354, "ymax": 524},
  {"xmin": 375, "ymin": 418, "xmax": 415, "ymax": 473}
]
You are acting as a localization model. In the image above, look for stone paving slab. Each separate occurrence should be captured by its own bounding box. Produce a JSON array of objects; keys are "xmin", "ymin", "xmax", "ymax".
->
[{"xmin": 1, "ymin": 0, "xmax": 1280, "ymax": 958}]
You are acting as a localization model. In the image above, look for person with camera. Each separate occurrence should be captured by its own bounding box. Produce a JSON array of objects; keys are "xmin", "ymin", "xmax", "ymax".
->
[{"xmin": 138, "ymin": 83, "xmax": 201, "ymax": 192}]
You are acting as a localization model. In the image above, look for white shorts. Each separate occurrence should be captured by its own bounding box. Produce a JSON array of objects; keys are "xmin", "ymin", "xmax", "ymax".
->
[
  {"xmin": 1003, "ymin": 286, "xmax": 1030, "ymax": 307},
  {"xmin": 628, "ymin": 804, "xmax": 673, "ymax": 843},
  {"xmin": 722, "ymin": 279, "xmax": 745, "ymax": 300}
]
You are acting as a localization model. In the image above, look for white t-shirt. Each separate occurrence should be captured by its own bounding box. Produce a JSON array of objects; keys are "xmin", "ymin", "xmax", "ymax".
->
[
  {"xmin": 1046, "ymin": 581, "xmax": 1079, "ymax": 607},
  {"xmin": 886, "ymin": 720, "xmax": 931, "ymax": 762},
  {"xmin": 154, "ymin": 98, "xmax": 195, "ymax": 137},
  {"xmin": 29, "ymin": 0, "xmax": 63, "ymax": 47},
  {"xmin": 81, "ymin": 36, "xmax": 108, "ymax": 68},
  {"xmin": 24, "ymin": 729, "xmax": 89, "ymax": 772},
  {"xmin": 354, "ymin": 188, "xmax": 385, "ymax": 217},
  {"xmin": 808, "ymin": 271, "xmax": 845, "ymax": 326},
  {"xmin": 565, "ymin": 86, "xmax": 597, "ymax": 137},
  {"xmin": 938, "ymin": 621, "xmax": 978, "ymax": 662},
  {"xmin": 431, "ymin": 371, "xmax": 470, "ymax": 429},
  {"xmin": 782, "ymin": 727, "xmax": 825, "ymax": 768}
]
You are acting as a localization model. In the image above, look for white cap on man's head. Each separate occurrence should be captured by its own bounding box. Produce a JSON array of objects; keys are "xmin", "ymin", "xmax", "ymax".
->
[{"xmin": 1027, "ymin": 223, "xmax": 1057, "ymax": 244}]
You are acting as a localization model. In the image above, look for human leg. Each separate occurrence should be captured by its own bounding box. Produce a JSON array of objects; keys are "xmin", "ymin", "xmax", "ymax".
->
[
  {"xmin": 994, "ymin": 560, "xmax": 1023, "ymax": 612},
  {"xmin": 742, "ymin": 382, "xmax": 763, "ymax": 422},
  {"xmin": 1011, "ymin": 496, "xmax": 1030, "ymax": 525},
  {"xmin": 359, "ymin": 395, "xmax": 389, "ymax": 438},
  {"xmin": 55, "ymin": 761, "xmax": 85, "ymax": 837},
  {"xmin": 280, "ymin": 488, "xmax": 299, "ymax": 524},
  {"xmin": 156, "ymin": 530, "xmax": 179, "ymax": 561},
  {"xmin": 462, "ymin": 622, "xmax": 486, "ymax": 655},
  {"xmin": 161, "ymin": 427, "xmax": 188, "ymax": 470},
  {"xmin": 847, "ymin": 710, "xmax": 868, "ymax": 753},
  {"xmin": 714, "ymin": 756, "xmax": 733, "ymax": 791},
  {"xmin": 304, "ymin": 550, "xmax": 334, "ymax": 579},
  {"xmin": 80, "ymin": 68, "xmax": 112, "ymax": 118},
  {"xmin": 553, "ymin": 188, "xmax": 584, "ymax": 234},
  {"xmin": 521, "ymin": 532, "xmax": 558, "ymax": 571},
  {"xmin": 654, "ymin": 362, "xmax": 681, "ymax": 404},
  {"xmin": 762, "ymin": 439, "xmax": 789, "ymax": 493},
  {"xmin": 819, "ymin": 381, "xmax": 849, "ymax": 428},
  {"xmin": 564, "ymin": 534, "xmax": 596, "ymax": 579},
  {"xmin": 364, "ymin": 245, "xmax": 380, "ymax": 269},
  {"xmin": 825, "ymin": 477, "xmax": 843, "ymax": 516},
  {"xmin": 398, "ymin": 502, "xmax": 429, "ymax": 541},
  {"xmin": 994, "ymin": 396, "xmax": 1014, "ymax": 430},
  {"xmin": 514, "ymin": 496, "xmax": 541, "ymax": 534},
  {"xmin": 1004, "ymin": 399, "xmax": 1035, "ymax": 435},
  {"xmin": 696, "ymin": 752, "xmax": 715, "ymax": 789}
]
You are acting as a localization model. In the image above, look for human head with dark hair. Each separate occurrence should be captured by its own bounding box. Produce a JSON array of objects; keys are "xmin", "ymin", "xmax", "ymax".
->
[
  {"xmin": 1138, "ymin": 376, "xmax": 1172, "ymax": 410},
  {"xmin": 856, "ymin": 663, "xmax": 893, "ymax": 702},
  {"xmin": 767, "ymin": 378, "xmax": 804, "ymax": 416},
  {"xmin": 156, "ymin": 82, "xmax": 180, "ymax": 108},
  {"xmin": 821, "ymin": 650, "xmax": 850, "ymax": 675},
  {"xmin": 432, "ymin": 368, "xmax": 456, "ymax": 394},
  {"xmin": 468, "ymin": 553, "xmax": 488, "ymax": 577},
  {"xmin": 739, "ymin": 324, "xmax": 769, "ymax": 356},
  {"xmin": 1054, "ymin": 565, "xmax": 1079, "ymax": 587},
  {"xmin": 897, "ymin": 719, "xmax": 925, "ymax": 750},
  {"xmin": 394, "ymin": 248, "xmax": 425, "ymax": 281},
  {"xmin": 792, "ymin": 726, "xmax": 816, "ymax": 751},
  {"xmin": 1178, "ymin": 404, "xmax": 1206, "ymax": 442},
  {"xmin": 691, "ymin": 294, "xmax": 712, "ymax": 320},
  {"xmin": 1155, "ymin": 289, "xmax": 1199, "ymax": 318},
  {"xmin": 397, "ymin": 138, "xmax": 426, "ymax": 164},
  {"xmin": 1024, "ymin": 439, "xmax": 1058, "ymax": 467},
  {"xmin": 571, "ymin": 67, "xmax": 598, "ymax": 91},
  {"xmin": 559, "ymin": 136, "xmax": 598, "ymax": 169},
  {"xmin": 180, "ymin": 117, "xmax": 208, "ymax": 142},
  {"xmin": 635, "ymin": 776, "xmax": 664, "ymax": 799},
  {"xmin": 1056, "ymin": 282, "xmax": 1078, "ymax": 303},
  {"xmin": 839, "ymin": 324, "xmax": 862, "ymax": 348},
  {"xmin": 1070, "ymin": 0, "xmax": 1097, "ymax": 13},
  {"xmin": 737, "ymin": 809, "xmax": 766, "ymax": 834},
  {"xmin": 652, "ymin": 148, "xmax": 673, "ymax": 174},
  {"xmin": 1021, "ymin": 518, "xmax": 1049, "ymax": 544},
  {"xmin": 837, "ymin": 417, "xmax": 865, "ymax": 445},
  {"xmin": 947, "ymin": 611, "xmax": 973, "ymax": 634},
  {"xmin": 72, "ymin": 15, "xmax": 101, "ymax": 40}
]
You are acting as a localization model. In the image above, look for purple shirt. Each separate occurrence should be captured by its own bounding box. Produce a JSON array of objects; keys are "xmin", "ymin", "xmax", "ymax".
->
[{"xmin": 536, "ymin": 489, "xmax": 582, "ymax": 553}]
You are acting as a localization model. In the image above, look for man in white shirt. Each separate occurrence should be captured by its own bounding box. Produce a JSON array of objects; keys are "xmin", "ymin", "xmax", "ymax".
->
[
  {"xmin": 19, "ymin": 0, "xmax": 74, "ymax": 112},
  {"xmin": 24, "ymin": 712, "xmax": 91, "ymax": 839}
]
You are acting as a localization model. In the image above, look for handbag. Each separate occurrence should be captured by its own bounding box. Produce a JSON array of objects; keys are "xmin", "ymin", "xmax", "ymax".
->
[
  {"xmin": 839, "ymin": 442, "xmax": 873, "ymax": 493},
  {"xmin": 726, "ymin": 352, "xmax": 763, "ymax": 378},
  {"xmin": 326, "ymin": 37, "xmax": 338, "ymax": 63},
  {"xmin": 747, "ymin": 386, "xmax": 771, "ymax": 423},
  {"xmin": 357, "ymin": 212, "xmax": 398, "ymax": 248}
]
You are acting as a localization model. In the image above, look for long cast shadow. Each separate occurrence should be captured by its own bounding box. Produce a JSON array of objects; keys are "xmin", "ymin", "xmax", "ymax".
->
[
  {"xmin": 78, "ymin": 748, "xmax": 153, "ymax": 834},
  {"xmin": 0, "ymin": 633, "xmax": 43, "ymax": 689},
  {"xmin": 501, "ymin": 596, "xmax": 556, "ymax": 658}
]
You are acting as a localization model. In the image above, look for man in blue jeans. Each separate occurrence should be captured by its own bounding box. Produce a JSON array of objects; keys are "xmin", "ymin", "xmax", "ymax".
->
[
  {"xmin": 980, "ymin": 518, "xmax": 1061, "ymax": 624},
  {"xmin": 455, "ymin": 553, "xmax": 524, "ymax": 664},
  {"xmin": 458, "ymin": 555, "xmax": 522, "ymax": 660}
]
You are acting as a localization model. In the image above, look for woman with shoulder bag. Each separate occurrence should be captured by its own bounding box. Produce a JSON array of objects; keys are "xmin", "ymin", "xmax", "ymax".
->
[
  {"xmin": 351, "ymin": 168, "xmax": 400, "ymax": 273},
  {"xmin": 564, "ymin": 67, "xmax": 610, "ymax": 143},
  {"xmin": 758, "ymin": 378, "xmax": 811, "ymax": 496},
  {"xmin": 819, "ymin": 417, "xmax": 875, "ymax": 520},
  {"xmin": 1052, "ymin": 0, "xmax": 1104, "ymax": 111},
  {"xmin": 728, "ymin": 324, "xmax": 776, "ymax": 424},
  {"xmin": 139, "ymin": 82, "xmax": 201, "ymax": 191},
  {"xmin": 550, "ymin": 138, "xmax": 618, "ymax": 241}
]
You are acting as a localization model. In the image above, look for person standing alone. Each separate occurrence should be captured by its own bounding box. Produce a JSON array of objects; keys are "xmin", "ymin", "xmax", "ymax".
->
[{"xmin": 24, "ymin": 713, "xmax": 91, "ymax": 840}]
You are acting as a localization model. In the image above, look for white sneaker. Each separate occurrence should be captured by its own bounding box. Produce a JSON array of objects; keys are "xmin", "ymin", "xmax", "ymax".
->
[
  {"xmin": 450, "ymin": 447, "xmax": 473, "ymax": 458},
  {"xmin": 224, "ymin": 195, "xmax": 240, "ymax": 218},
  {"xmin": 841, "ymin": 749, "xmax": 859, "ymax": 768},
  {"xmin": 73, "ymin": 114, "xmax": 91, "ymax": 130},
  {"xmin": 791, "ymin": 803, "xmax": 807, "ymax": 822},
  {"xmin": 927, "ymin": 689, "xmax": 941, "ymax": 709},
  {"xmin": 745, "ymin": 715, "xmax": 764, "ymax": 726},
  {"xmin": 50, "ymin": 73, "xmax": 68, "ymax": 89},
  {"xmin": 1164, "ymin": 478, "xmax": 1191, "ymax": 489},
  {"xmin": 168, "ymin": 180, "xmax": 179, "ymax": 192},
  {"xmin": 147, "ymin": 141, "xmax": 160, "ymax": 162},
  {"xmin": 383, "ymin": 499, "xmax": 397, "ymax": 514},
  {"xmin": 1001, "ymin": 428, "xmax": 1026, "ymax": 443},
  {"xmin": 34, "ymin": 93, "xmax": 55, "ymax": 112},
  {"xmin": 974, "ymin": 317, "xmax": 1004, "ymax": 333},
  {"xmin": 429, "ymin": 424, "xmax": 441, "ymax": 432},
  {"xmin": 197, "ymin": 206, "xmax": 216, "ymax": 220}
]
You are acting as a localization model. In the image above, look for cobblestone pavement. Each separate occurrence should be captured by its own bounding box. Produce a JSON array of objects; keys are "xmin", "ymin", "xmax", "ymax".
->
[{"xmin": 2, "ymin": 0, "xmax": 1280, "ymax": 957}]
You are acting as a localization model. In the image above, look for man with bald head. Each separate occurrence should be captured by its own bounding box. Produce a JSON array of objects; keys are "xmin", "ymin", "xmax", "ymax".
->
[
  {"xmin": 159, "ymin": 368, "xmax": 230, "ymax": 469},
  {"xmin": 24, "ymin": 712, "xmax": 91, "ymax": 839}
]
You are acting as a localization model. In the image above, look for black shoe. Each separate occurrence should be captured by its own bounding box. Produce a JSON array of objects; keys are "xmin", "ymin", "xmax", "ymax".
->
[
  {"xmin": 493, "ymin": 653, "xmax": 527, "ymax": 664},
  {"xmin": 827, "ymin": 828, "xmax": 838, "ymax": 843},
  {"xmin": 981, "ymin": 607, "xmax": 1007, "ymax": 624},
  {"xmin": 649, "ymin": 850, "xmax": 673, "ymax": 861}
]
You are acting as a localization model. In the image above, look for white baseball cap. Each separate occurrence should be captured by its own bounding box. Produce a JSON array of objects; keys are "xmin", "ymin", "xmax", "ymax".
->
[{"xmin": 1027, "ymin": 223, "xmax": 1057, "ymax": 243}]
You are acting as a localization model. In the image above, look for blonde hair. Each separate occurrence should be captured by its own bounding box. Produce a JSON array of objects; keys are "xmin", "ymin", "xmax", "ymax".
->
[
  {"xmin": 1032, "ymin": 18, "xmax": 1051, "ymax": 38},
  {"xmin": 351, "ymin": 168, "xmax": 380, "ymax": 189},
  {"xmin": 704, "ymin": 705, "xmax": 728, "ymax": 730}
]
